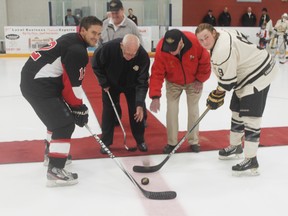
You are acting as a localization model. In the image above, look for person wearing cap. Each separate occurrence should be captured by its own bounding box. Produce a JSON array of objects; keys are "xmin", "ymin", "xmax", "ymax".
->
[
  {"xmin": 92, "ymin": 34, "xmax": 150, "ymax": 154},
  {"xmin": 99, "ymin": 0, "xmax": 146, "ymax": 128},
  {"xmin": 100, "ymin": 0, "xmax": 142, "ymax": 44},
  {"xmin": 149, "ymin": 29, "xmax": 211, "ymax": 154},
  {"xmin": 202, "ymin": 9, "xmax": 216, "ymax": 26}
]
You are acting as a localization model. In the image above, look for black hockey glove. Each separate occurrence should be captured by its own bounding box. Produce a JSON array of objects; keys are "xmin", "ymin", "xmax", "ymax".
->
[
  {"xmin": 70, "ymin": 104, "xmax": 89, "ymax": 127},
  {"xmin": 207, "ymin": 90, "xmax": 226, "ymax": 110}
]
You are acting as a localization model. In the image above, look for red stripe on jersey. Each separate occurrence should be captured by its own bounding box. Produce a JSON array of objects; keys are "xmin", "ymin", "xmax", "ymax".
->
[
  {"xmin": 61, "ymin": 66, "xmax": 82, "ymax": 107},
  {"xmin": 50, "ymin": 139, "xmax": 71, "ymax": 144},
  {"xmin": 48, "ymin": 152, "xmax": 68, "ymax": 158}
]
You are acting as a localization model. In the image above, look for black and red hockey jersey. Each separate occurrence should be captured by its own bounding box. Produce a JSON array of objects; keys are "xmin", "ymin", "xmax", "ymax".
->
[{"xmin": 20, "ymin": 33, "xmax": 89, "ymax": 107}]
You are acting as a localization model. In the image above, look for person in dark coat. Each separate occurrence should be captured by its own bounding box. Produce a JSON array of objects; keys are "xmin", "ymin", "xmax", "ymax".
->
[
  {"xmin": 92, "ymin": 34, "xmax": 150, "ymax": 154},
  {"xmin": 259, "ymin": 8, "xmax": 270, "ymax": 26},
  {"xmin": 203, "ymin": 9, "xmax": 217, "ymax": 26},
  {"xmin": 218, "ymin": 7, "xmax": 231, "ymax": 26},
  {"xmin": 241, "ymin": 7, "xmax": 257, "ymax": 27}
]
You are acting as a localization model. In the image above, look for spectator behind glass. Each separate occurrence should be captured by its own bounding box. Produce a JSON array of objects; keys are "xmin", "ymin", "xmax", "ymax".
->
[
  {"xmin": 241, "ymin": 7, "xmax": 257, "ymax": 27},
  {"xmin": 127, "ymin": 8, "xmax": 138, "ymax": 25},
  {"xmin": 218, "ymin": 7, "xmax": 231, "ymax": 26},
  {"xmin": 202, "ymin": 9, "xmax": 217, "ymax": 26},
  {"xmin": 259, "ymin": 8, "xmax": 270, "ymax": 27},
  {"xmin": 65, "ymin": 9, "xmax": 79, "ymax": 26}
]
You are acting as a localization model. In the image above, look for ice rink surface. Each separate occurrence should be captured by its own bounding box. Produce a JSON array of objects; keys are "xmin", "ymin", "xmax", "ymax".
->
[{"xmin": 0, "ymin": 57, "xmax": 288, "ymax": 216}]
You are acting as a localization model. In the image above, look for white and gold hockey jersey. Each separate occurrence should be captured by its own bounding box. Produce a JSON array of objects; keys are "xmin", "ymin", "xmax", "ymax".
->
[
  {"xmin": 274, "ymin": 18, "xmax": 288, "ymax": 34},
  {"xmin": 211, "ymin": 29, "xmax": 278, "ymax": 98}
]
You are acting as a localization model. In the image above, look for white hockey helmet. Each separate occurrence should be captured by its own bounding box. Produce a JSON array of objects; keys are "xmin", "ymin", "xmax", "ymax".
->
[{"xmin": 282, "ymin": 13, "xmax": 288, "ymax": 19}]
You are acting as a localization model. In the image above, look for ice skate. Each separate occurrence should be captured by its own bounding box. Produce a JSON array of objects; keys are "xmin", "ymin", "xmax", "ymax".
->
[
  {"xmin": 43, "ymin": 140, "xmax": 72, "ymax": 166},
  {"xmin": 46, "ymin": 166, "xmax": 78, "ymax": 187},
  {"xmin": 232, "ymin": 156, "xmax": 260, "ymax": 176},
  {"xmin": 218, "ymin": 144, "xmax": 243, "ymax": 160}
]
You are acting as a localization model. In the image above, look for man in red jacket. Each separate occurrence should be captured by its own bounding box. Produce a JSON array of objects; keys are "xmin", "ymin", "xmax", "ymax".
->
[{"xmin": 149, "ymin": 29, "xmax": 211, "ymax": 154}]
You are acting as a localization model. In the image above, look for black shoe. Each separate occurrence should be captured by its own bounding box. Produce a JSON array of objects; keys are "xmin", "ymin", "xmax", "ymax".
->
[
  {"xmin": 100, "ymin": 146, "xmax": 110, "ymax": 154},
  {"xmin": 163, "ymin": 144, "xmax": 176, "ymax": 154},
  {"xmin": 190, "ymin": 144, "xmax": 200, "ymax": 153},
  {"xmin": 137, "ymin": 142, "xmax": 148, "ymax": 152}
]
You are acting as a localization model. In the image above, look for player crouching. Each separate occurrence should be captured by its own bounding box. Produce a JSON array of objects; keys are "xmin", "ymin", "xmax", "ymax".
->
[
  {"xmin": 195, "ymin": 23, "xmax": 278, "ymax": 177},
  {"xmin": 20, "ymin": 16, "xmax": 103, "ymax": 187}
]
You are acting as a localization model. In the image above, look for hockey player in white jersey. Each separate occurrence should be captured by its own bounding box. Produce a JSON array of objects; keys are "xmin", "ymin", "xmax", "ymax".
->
[
  {"xmin": 270, "ymin": 13, "xmax": 288, "ymax": 64},
  {"xmin": 195, "ymin": 23, "xmax": 278, "ymax": 176}
]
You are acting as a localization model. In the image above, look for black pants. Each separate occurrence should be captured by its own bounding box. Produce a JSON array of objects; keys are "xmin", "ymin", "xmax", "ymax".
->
[
  {"xmin": 230, "ymin": 85, "xmax": 270, "ymax": 117},
  {"xmin": 101, "ymin": 88, "xmax": 145, "ymax": 146},
  {"xmin": 21, "ymin": 92, "xmax": 75, "ymax": 139}
]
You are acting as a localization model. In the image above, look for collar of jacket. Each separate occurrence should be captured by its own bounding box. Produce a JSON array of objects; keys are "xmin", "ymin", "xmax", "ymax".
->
[{"xmin": 107, "ymin": 16, "xmax": 128, "ymax": 29}]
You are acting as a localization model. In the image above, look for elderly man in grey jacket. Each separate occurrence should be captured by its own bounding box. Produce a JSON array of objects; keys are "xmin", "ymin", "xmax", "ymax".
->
[{"xmin": 100, "ymin": 0, "xmax": 143, "ymax": 44}]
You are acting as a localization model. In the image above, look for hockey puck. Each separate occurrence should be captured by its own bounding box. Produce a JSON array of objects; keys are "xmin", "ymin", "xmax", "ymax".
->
[
  {"xmin": 142, "ymin": 159, "xmax": 150, "ymax": 166},
  {"xmin": 141, "ymin": 177, "xmax": 149, "ymax": 185}
]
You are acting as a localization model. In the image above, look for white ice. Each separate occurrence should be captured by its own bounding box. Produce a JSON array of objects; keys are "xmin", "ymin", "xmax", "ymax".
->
[{"xmin": 0, "ymin": 57, "xmax": 288, "ymax": 216}]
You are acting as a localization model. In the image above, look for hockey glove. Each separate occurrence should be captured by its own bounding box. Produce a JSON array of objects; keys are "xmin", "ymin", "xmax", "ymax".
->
[
  {"xmin": 70, "ymin": 104, "xmax": 89, "ymax": 127},
  {"xmin": 207, "ymin": 90, "xmax": 226, "ymax": 110}
]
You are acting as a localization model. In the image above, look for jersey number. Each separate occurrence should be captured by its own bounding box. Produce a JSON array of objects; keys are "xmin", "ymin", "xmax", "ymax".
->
[{"xmin": 30, "ymin": 41, "xmax": 57, "ymax": 61}]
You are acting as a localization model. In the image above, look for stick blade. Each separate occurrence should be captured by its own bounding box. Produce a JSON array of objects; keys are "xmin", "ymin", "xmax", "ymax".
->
[
  {"xmin": 143, "ymin": 191, "xmax": 177, "ymax": 200},
  {"xmin": 133, "ymin": 157, "xmax": 168, "ymax": 173},
  {"xmin": 133, "ymin": 165, "xmax": 161, "ymax": 173}
]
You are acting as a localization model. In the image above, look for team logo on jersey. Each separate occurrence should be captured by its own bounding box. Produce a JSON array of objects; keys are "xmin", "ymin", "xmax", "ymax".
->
[
  {"xmin": 189, "ymin": 55, "xmax": 194, "ymax": 60},
  {"xmin": 79, "ymin": 67, "xmax": 86, "ymax": 80},
  {"xmin": 133, "ymin": 65, "xmax": 139, "ymax": 71}
]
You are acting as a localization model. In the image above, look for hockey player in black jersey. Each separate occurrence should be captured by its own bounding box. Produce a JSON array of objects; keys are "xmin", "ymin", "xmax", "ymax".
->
[
  {"xmin": 196, "ymin": 23, "xmax": 278, "ymax": 176},
  {"xmin": 20, "ymin": 16, "xmax": 102, "ymax": 187}
]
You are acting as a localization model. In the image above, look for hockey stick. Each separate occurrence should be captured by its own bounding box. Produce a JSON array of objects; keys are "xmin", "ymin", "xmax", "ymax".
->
[
  {"xmin": 107, "ymin": 91, "xmax": 137, "ymax": 152},
  {"xmin": 133, "ymin": 107, "xmax": 210, "ymax": 173},
  {"xmin": 85, "ymin": 124, "xmax": 177, "ymax": 200}
]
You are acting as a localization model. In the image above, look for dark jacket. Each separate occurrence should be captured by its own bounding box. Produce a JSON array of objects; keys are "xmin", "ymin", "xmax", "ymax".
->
[
  {"xmin": 203, "ymin": 15, "xmax": 217, "ymax": 26},
  {"xmin": 92, "ymin": 38, "xmax": 150, "ymax": 107},
  {"xmin": 20, "ymin": 33, "xmax": 88, "ymax": 107},
  {"xmin": 259, "ymin": 14, "xmax": 270, "ymax": 26},
  {"xmin": 241, "ymin": 13, "xmax": 257, "ymax": 26},
  {"xmin": 218, "ymin": 12, "xmax": 231, "ymax": 26}
]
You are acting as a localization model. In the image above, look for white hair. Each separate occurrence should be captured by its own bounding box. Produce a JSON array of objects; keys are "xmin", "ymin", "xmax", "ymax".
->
[{"xmin": 122, "ymin": 34, "xmax": 140, "ymax": 48}]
